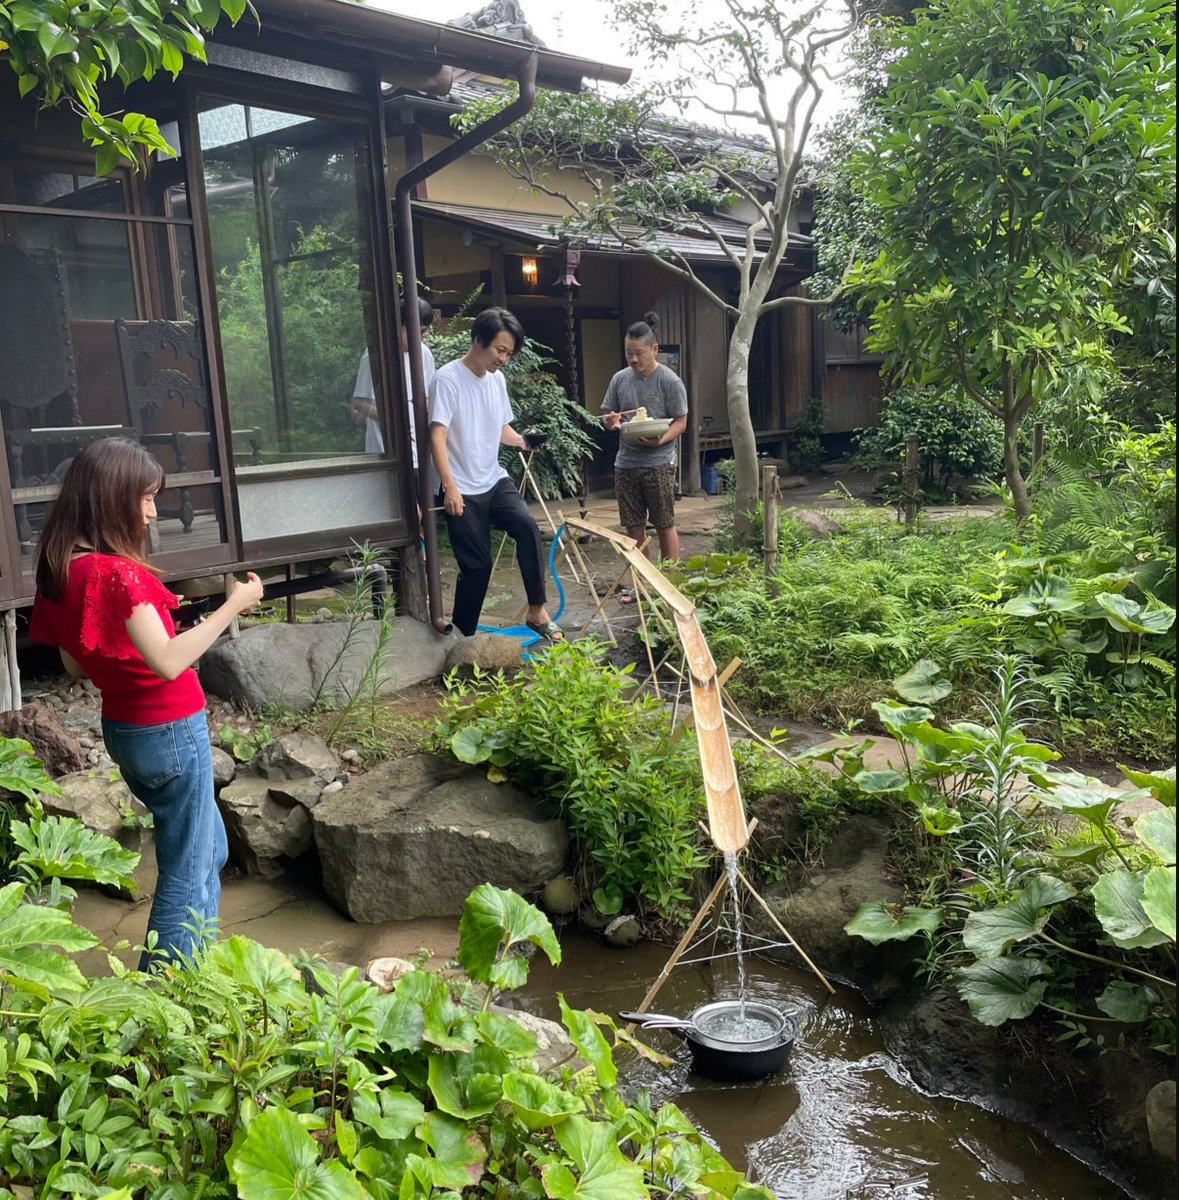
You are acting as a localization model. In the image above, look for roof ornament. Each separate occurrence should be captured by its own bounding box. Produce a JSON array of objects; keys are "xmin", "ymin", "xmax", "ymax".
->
[{"xmin": 449, "ymin": 2, "xmax": 545, "ymax": 46}]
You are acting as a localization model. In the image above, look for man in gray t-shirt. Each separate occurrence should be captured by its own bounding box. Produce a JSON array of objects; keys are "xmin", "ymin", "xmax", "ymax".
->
[{"xmin": 601, "ymin": 313, "xmax": 688, "ymax": 560}]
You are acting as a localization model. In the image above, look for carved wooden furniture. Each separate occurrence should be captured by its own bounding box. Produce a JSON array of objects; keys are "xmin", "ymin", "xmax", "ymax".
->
[
  {"xmin": 116, "ymin": 318, "xmax": 262, "ymax": 533},
  {"xmin": 0, "ymin": 246, "xmax": 132, "ymax": 542}
]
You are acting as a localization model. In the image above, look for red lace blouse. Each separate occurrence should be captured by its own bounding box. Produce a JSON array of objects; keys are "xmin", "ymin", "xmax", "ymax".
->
[{"xmin": 30, "ymin": 554, "xmax": 205, "ymax": 725}]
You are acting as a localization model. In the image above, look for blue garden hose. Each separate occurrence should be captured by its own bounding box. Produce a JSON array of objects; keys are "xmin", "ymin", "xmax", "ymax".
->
[{"xmin": 476, "ymin": 523, "xmax": 567, "ymax": 648}]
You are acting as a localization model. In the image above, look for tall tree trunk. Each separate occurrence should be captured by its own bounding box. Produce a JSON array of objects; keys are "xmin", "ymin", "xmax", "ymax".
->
[
  {"xmin": 1004, "ymin": 412, "xmax": 1030, "ymax": 522},
  {"xmin": 726, "ymin": 315, "xmax": 759, "ymax": 543}
]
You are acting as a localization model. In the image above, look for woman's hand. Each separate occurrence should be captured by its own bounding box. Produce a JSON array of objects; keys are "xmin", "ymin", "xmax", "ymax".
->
[{"xmin": 228, "ymin": 572, "xmax": 264, "ymax": 615}]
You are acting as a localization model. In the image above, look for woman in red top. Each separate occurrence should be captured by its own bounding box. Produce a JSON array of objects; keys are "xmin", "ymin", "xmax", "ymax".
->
[{"xmin": 31, "ymin": 439, "xmax": 263, "ymax": 969}]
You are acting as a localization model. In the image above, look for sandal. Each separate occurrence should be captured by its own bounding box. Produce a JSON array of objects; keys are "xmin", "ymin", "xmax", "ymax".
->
[{"xmin": 525, "ymin": 618, "xmax": 565, "ymax": 644}]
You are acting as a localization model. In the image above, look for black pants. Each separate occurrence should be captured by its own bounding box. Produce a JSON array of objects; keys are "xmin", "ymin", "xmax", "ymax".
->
[{"xmin": 444, "ymin": 477, "xmax": 547, "ymax": 636}]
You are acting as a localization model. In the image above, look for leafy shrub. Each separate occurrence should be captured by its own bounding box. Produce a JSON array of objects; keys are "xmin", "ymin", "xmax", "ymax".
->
[
  {"xmin": 788, "ymin": 396, "xmax": 826, "ymax": 473},
  {"xmin": 854, "ymin": 385, "xmax": 1003, "ymax": 497},
  {"xmin": 834, "ymin": 661, "xmax": 1175, "ymax": 1050},
  {"xmin": 435, "ymin": 642, "xmax": 709, "ymax": 920},
  {"xmin": 695, "ymin": 510, "xmax": 1175, "ymax": 761},
  {"xmin": 1, "ymin": 850, "xmax": 774, "ymax": 1197}
]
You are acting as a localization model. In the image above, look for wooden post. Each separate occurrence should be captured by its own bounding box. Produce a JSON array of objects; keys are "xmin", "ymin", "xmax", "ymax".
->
[
  {"xmin": 762, "ymin": 464, "xmax": 780, "ymax": 589},
  {"xmin": 900, "ymin": 434, "xmax": 920, "ymax": 527},
  {"xmin": 1032, "ymin": 420, "xmax": 1045, "ymax": 466}
]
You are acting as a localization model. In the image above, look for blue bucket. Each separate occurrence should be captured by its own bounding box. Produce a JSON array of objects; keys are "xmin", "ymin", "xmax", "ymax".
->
[{"xmin": 701, "ymin": 464, "xmax": 719, "ymax": 495}]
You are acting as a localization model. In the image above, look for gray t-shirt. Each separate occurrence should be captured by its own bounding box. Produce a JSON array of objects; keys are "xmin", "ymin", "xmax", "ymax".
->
[{"xmin": 601, "ymin": 364, "xmax": 689, "ymax": 470}]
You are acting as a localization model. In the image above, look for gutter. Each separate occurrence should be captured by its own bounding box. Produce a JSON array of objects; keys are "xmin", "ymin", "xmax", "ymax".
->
[{"xmin": 395, "ymin": 49, "xmax": 540, "ymax": 634}]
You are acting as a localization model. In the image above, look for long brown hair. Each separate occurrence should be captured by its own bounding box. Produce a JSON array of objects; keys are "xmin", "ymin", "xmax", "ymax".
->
[{"xmin": 35, "ymin": 438, "xmax": 165, "ymax": 599}]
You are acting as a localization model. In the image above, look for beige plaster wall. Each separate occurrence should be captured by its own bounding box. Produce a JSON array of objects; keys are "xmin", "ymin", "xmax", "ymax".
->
[
  {"xmin": 582, "ymin": 318, "xmax": 624, "ymax": 412},
  {"xmin": 422, "ymin": 137, "xmax": 599, "ymax": 214}
]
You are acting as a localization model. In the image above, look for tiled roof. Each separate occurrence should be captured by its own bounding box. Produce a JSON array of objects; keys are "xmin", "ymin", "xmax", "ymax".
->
[{"xmin": 413, "ymin": 200, "xmax": 811, "ymax": 268}]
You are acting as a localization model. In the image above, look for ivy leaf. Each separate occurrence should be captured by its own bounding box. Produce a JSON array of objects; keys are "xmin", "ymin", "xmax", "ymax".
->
[
  {"xmin": 1118, "ymin": 765, "xmax": 1175, "ymax": 807},
  {"xmin": 1091, "ymin": 870, "xmax": 1170, "ymax": 949},
  {"xmin": 227, "ymin": 1106, "xmax": 368, "ymax": 1200},
  {"xmin": 1095, "ymin": 980, "xmax": 1159, "ymax": 1023},
  {"xmin": 956, "ymin": 957, "xmax": 1049, "ymax": 1026},
  {"xmin": 962, "ymin": 876, "xmax": 1074, "ymax": 959},
  {"xmin": 1140, "ymin": 866, "xmax": 1176, "ymax": 942},
  {"xmin": 544, "ymin": 1114, "xmax": 647, "ymax": 1200},
  {"xmin": 458, "ymin": 884, "xmax": 561, "ymax": 990},
  {"xmin": 844, "ymin": 902, "xmax": 942, "ymax": 945},
  {"xmin": 893, "ymin": 658, "xmax": 952, "ymax": 703},
  {"xmin": 500, "ymin": 1069, "xmax": 584, "ymax": 1130},
  {"xmin": 1134, "ymin": 809, "xmax": 1175, "ymax": 865}
]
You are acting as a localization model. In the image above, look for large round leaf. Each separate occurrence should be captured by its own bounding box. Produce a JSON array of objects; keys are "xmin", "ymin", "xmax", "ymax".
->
[
  {"xmin": 1091, "ymin": 869, "xmax": 1170, "ymax": 949},
  {"xmin": 892, "ymin": 659, "xmax": 952, "ymax": 703},
  {"xmin": 844, "ymin": 902, "xmax": 942, "ymax": 945},
  {"xmin": 956, "ymin": 957, "xmax": 1049, "ymax": 1026},
  {"xmin": 458, "ymin": 884, "xmax": 561, "ymax": 989},
  {"xmin": 544, "ymin": 1114, "xmax": 647, "ymax": 1200},
  {"xmin": 1095, "ymin": 980, "xmax": 1159, "ymax": 1023},
  {"xmin": 962, "ymin": 876, "xmax": 1074, "ymax": 959},
  {"xmin": 1134, "ymin": 808, "xmax": 1176, "ymax": 865},
  {"xmin": 228, "ymin": 1106, "xmax": 368, "ymax": 1200},
  {"xmin": 1118, "ymin": 765, "xmax": 1175, "ymax": 808},
  {"xmin": 1141, "ymin": 866, "xmax": 1176, "ymax": 942},
  {"xmin": 501, "ymin": 1069, "xmax": 584, "ymax": 1130}
]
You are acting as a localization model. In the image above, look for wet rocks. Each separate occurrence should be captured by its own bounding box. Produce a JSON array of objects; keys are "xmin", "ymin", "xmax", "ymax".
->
[
  {"xmin": 444, "ymin": 632, "xmax": 524, "ymax": 675},
  {"xmin": 0, "ymin": 699, "xmax": 90, "ymax": 777},
  {"xmin": 542, "ymin": 876, "xmax": 580, "ymax": 916},
  {"xmin": 211, "ymin": 746, "xmax": 236, "ymax": 789},
  {"xmin": 313, "ymin": 754, "xmax": 568, "ymax": 922},
  {"xmin": 216, "ymin": 733, "xmax": 341, "ymax": 878},
  {"xmin": 43, "ymin": 768, "xmax": 151, "ymax": 848},
  {"xmin": 199, "ymin": 619, "xmax": 460, "ymax": 711},
  {"xmin": 1146, "ymin": 1080, "xmax": 1176, "ymax": 1162},
  {"xmin": 756, "ymin": 815, "xmax": 911, "ymax": 997},
  {"xmin": 603, "ymin": 915, "xmax": 642, "ymax": 947}
]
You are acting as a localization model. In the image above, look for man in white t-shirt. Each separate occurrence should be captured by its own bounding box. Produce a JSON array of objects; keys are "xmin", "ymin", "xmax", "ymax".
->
[
  {"xmin": 351, "ymin": 297, "xmax": 436, "ymax": 466},
  {"xmin": 429, "ymin": 307, "xmax": 562, "ymax": 641}
]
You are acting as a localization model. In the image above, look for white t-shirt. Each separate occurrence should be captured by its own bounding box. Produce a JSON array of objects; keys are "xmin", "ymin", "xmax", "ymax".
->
[
  {"xmin": 428, "ymin": 359, "xmax": 513, "ymax": 495},
  {"xmin": 351, "ymin": 344, "xmax": 436, "ymax": 465}
]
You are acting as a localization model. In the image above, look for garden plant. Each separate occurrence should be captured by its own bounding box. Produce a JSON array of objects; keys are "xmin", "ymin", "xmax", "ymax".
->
[{"xmin": 0, "ymin": 736, "xmax": 774, "ymax": 1200}]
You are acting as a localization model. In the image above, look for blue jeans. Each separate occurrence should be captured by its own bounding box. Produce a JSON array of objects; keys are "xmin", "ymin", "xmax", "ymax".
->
[{"xmin": 102, "ymin": 711, "xmax": 227, "ymax": 970}]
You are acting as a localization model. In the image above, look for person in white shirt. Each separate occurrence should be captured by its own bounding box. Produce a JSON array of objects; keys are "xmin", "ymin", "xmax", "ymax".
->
[
  {"xmin": 351, "ymin": 297, "xmax": 436, "ymax": 466},
  {"xmin": 429, "ymin": 307, "xmax": 562, "ymax": 641}
]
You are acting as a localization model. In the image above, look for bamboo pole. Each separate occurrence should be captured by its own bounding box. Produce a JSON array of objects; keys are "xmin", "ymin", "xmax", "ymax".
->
[{"xmin": 736, "ymin": 865, "xmax": 836, "ymax": 994}]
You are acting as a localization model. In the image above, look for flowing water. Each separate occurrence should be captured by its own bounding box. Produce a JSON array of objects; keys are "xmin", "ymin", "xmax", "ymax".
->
[
  {"xmin": 505, "ymin": 929, "xmax": 1139, "ymax": 1200},
  {"xmin": 724, "ymin": 850, "xmax": 748, "ymax": 1024}
]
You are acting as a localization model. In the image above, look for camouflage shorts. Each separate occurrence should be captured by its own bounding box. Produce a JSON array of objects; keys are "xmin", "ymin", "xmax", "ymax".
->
[{"xmin": 615, "ymin": 464, "xmax": 677, "ymax": 531}]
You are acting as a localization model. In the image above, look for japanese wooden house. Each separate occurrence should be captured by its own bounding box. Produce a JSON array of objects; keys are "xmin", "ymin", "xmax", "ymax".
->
[{"xmin": 0, "ymin": 0, "xmax": 628, "ymax": 702}]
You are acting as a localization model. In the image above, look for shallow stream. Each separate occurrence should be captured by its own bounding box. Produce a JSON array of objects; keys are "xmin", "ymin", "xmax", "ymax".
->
[{"xmin": 505, "ymin": 930, "xmax": 1134, "ymax": 1200}]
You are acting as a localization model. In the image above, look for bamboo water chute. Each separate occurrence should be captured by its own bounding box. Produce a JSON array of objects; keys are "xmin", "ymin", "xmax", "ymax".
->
[{"xmin": 563, "ymin": 516, "xmax": 749, "ymax": 855}]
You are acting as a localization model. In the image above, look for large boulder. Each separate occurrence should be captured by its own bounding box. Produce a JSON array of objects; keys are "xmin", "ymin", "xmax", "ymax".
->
[
  {"xmin": 217, "ymin": 774, "xmax": 316, "ymax": 877},
  {"xmin": 0, "ymin": 700, "xmax": 89, "ymax": 777},
  {"xmin": 43, "ymin": 768, "xmax": 150, "ymax": 848},
  {"xmin": 756, "ymin": 815, "xmax": 912, "ymax": 997},
  {"xmin": 444, "ymin": 632, "xmax": 524, "ymax": 676},
  {"xmin": 199, "ymin": 619, "xmax": 460, "ymax": 712},
  {"xmin": 313, "ymin": 754, "xmax": 569, "ymax": 922}
]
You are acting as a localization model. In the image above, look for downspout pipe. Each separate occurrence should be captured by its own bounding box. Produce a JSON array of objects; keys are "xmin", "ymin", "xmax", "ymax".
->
[{"xmin": 395, "ymin": 50, "xmax": 539, "ymax": 633}]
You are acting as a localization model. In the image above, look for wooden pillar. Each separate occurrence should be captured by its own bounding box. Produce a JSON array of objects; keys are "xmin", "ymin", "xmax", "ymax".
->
[
  {"xmin": 762, "ymin": 464, "xmax": 780, "ymax": 591},
  {"xmin": 1032, "ymin": 420, "xmax": 1045, "ymax": 466},
  {"xmin": 490, "ymin": 245, "xmax": 507, "ymax": 309},
  {"xmin": 900, "ymin": 434, "xmax": 920, "ymax": 527}
]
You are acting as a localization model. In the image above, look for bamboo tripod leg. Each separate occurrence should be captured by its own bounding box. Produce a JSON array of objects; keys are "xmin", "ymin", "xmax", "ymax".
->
[
  {"xmin": 556, "ymin": 509, "xmax": 617, "ymax": 644},
  {"xmin": 626, "ymin": 872, "xmax": 730, "ymax": 1032},
  {"xmin": 632, "ymin": 572, "xmax": 662, "ymax": 698},
  {"xmin": 736, "ymin": 865, "xmax": 836, "ymax": 994}
]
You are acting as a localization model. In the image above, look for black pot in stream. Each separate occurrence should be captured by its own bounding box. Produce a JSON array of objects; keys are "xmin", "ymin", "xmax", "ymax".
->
[{"xmin": 620, "ymin": 1000, "xmax": 798, "ymax": 1082}]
